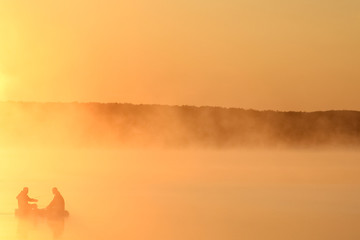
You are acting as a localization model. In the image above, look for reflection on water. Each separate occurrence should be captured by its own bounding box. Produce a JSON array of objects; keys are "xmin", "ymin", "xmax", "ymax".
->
[
  {"xmin": 16, "ymin": 215, "xmax": 65, "ymax": 239},
  {"xmin": 17, "ymin": 215, "xmax": 33, "ymax": 239},
  {"xmin": 48, "ymin": 218, "xmax": 64, "ymax": 239},
  {"xmin": 1, "ymin": 148, "xmax": 360, "ymax": 240}
]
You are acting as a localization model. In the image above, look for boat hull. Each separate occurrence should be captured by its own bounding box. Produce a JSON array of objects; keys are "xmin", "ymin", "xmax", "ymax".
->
[{"xmin": 15, "ymin": 209, "xmax": 69, "ymax": 218}]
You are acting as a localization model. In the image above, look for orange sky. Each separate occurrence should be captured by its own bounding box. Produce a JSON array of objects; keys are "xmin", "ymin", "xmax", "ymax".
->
[{"xmin": 0, "ymin": 0, "xmax": 359, "ymax": 111}]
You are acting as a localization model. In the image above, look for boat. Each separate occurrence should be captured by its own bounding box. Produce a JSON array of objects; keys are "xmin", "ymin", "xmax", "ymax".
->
[{"xmin": 15, "ymin": 208, "xmax": 69, "ymax": 219}]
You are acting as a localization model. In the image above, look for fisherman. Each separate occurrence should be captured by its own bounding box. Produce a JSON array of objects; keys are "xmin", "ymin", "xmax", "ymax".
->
[
  {"xmin": 46, "ymin": 187, "xmax": 65, "ymax": 217},
  {"xmin": 16, "ymin": 187, "xmax": 38, "ymax": 214}
]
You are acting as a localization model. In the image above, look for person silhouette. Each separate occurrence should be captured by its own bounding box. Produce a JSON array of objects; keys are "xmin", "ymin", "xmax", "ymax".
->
[
  {"xmin": 16, "ymin": 187, "xmax": 38, "ymax": 215},
  {"xmin": 46, "ymin": 187, "xmax": 65, "ymax": 218}
]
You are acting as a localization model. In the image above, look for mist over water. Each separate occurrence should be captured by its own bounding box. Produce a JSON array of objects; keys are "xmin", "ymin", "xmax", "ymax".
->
[
  {"xmin": 1, "ymin": 148, "xmax": 360, "ymax": 240},
  {"xmin": 1, "ymin": 0, "xmax": 359, "ymax": 238},
  {"xmin": 1, "ymin": 102, "xmax": 360, "ymax": 148}
]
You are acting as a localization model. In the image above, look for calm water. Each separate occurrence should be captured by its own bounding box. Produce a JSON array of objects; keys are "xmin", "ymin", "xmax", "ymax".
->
[{"xmin": 1, "ymin": 148, "xmax": 360, "ymax": 240}]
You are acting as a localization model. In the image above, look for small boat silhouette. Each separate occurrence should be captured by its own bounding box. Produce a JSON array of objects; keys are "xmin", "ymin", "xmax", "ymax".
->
[{"xmin": 15, "ymin": 208, "xmax": 69, "ymax": 218}]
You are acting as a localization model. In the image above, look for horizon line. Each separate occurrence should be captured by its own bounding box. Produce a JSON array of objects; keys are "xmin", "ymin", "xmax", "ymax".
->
[{"xmin": 0, "ymin": 100, "xmax": 359, "ymax": 113}]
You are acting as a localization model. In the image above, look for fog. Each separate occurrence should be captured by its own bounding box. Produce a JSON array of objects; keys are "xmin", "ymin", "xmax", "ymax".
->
[
  {"xmin": 1, "ymin": 148, "xmax": 360, "ymax": 240},
  {"xmin": 1, "ymin": 102, "xmax": 360, "ymax": 148},
  {"xmin": 1, "ymin": 0, "xmax": 359, "ymax": 238},
  {"xmin": 0, "ymin": 102, "xmax": 360, "ymax": 239}
]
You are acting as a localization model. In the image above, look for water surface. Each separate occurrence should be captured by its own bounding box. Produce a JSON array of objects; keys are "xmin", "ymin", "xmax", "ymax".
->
[{"xmin": 1, "ymin": 148, "xmax": 360, "ymax": 239}]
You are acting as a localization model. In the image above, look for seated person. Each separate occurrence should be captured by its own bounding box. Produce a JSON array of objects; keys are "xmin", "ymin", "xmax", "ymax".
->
[
  {"xmin": 47, "ymin": 187, "xmax": 65, "ymax": 217},
  {"xmin": 16, "ymin": 187, "xmax": 38, "ymax": 214}
]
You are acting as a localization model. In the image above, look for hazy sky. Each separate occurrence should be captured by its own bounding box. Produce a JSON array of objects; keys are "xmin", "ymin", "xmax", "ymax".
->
[{"xmin": 0, "ymin": 0, "xmax": 359, "ymax": 111}]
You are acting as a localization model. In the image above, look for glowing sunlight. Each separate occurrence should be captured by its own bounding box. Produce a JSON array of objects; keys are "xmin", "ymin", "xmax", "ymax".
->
[{"xmin": 0, "ymin": 0, "xmax": 359, "ymax": 240}]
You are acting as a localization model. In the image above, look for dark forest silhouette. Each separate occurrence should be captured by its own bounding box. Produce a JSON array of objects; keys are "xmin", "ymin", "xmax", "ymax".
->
[{"xmin": 0, "ymin": 102, "xmax": 359, "ymax": 148}]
